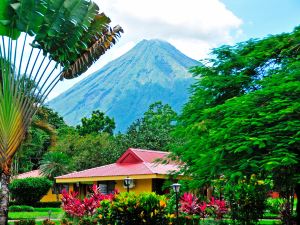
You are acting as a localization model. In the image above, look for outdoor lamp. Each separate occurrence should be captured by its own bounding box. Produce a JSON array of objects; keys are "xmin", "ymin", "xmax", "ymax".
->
[
  {"xmin": 171, "ymin": 183, "xmax": 181, "ymax": 193},
  {"xmin": 171, "ymin": 183, "xmax": 181, "ymax": 225},
  {"xmin": 124, "ymin": 177, "xmax": 133, "ymax": 192}
]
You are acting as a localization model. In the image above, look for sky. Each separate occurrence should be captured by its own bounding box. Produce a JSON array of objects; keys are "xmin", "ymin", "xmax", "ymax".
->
[{"xmin": 48, "ymin": 0, "xmax": 300, "ymax": 100}]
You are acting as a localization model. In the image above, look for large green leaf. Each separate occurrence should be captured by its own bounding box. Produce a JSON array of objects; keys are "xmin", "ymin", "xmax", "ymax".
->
[{"xmin": 0, "ymin": 0, "xmax": 20, "ymax": 39}]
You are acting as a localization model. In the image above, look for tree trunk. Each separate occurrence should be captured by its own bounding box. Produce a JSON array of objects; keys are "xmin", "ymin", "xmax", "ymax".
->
[
  {"xmin": 0, "ymin": 172, "xmax": 10, "ymax": 225},
  {"xmin": 295, "ymin": 183, "xmax": 300, "ymax": 225}
]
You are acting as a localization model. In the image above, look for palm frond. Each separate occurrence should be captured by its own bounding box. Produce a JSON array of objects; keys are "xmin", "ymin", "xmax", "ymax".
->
[{"xmin": 61, "ymin": 25, "xmax": 123, "ymax": 79}]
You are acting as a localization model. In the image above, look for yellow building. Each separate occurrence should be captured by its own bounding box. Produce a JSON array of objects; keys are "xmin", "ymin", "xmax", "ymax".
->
[
  {"xmin": 56, "ymin": 148, "xmax": 181, "ymax": 197},
  {"xmin": 13, "ymin": 170, "xmax": 61, "ymax": 202}
]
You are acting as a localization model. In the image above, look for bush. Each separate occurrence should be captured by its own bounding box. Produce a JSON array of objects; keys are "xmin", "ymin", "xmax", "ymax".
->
[
  {"xmin": 224, "ymin": 176, "xmax": 269, "ymax": 224},
  {"xmin": 60, "ymin": 218, "xmax": 73, "ymax": 225},
  {"xmin": 9, "ymin": 177, "xmax": 52, "ymax": 205},
  {"xmin": 9, "ymin": 205, "xmax": 35, "ymax": 212},
  {"xmin": 266, "ymin": 197, "xmax": 284, "ymax": 214},
  {"xmin": 14, "ymin": 220, "xmax": 36, "ymax": 225},
  {"xmin": 95, "ymin": 192, "xmax": 168, "ymax": 225},
  {"xmin": 42, "ymin": 219, "xmax": 56, "ymax": 225}
]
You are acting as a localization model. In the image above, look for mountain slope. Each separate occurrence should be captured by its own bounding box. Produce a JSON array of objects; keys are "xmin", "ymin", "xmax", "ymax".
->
[{"xmin": 48, "ymin": 39, "xmax": 199, "ymax": 132}]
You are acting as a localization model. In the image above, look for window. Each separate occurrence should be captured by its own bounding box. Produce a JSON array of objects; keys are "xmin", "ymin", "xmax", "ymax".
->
[
  {"xmin": 97, "ymin": 181, "xmax": 116, "ymax": 194},
  {"xmin": 52, "ymin": 184, "xmax": 69, "ymax": 194}
]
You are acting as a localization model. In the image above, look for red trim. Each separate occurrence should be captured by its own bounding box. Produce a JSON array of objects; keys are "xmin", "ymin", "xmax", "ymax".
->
[{"xmin": 116, "ymin": 148, "xmax": 143, "ymax": 164}]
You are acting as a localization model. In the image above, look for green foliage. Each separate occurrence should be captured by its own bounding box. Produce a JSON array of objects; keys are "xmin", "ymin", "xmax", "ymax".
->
[
  {"xmin": 14, "ymin": 219, "xmax": 36, "ymax": 225},
  {"xmin": 76, "ymin": 110, "xmax": 115, "ymax": 136},
  {"xmin": 9, "ymin": 177, "xmax": 52, "ymax": 205},
  {"xmin": 95, "ymin": 192, "xmax": 168, "ymax": 225},
  {"xmin": 118, "ymin": 101, "xmax": 180, "ymax": 151},
  {"xmin": 266, "ymin": 198, "xmax": 284, "ymax": 215},
  {"xmin": 173, "ymin": 26, "xmax": 300, "ymax": 188},
  {"xmin": 52, "ymin": 126, "xmax": 122, "ymax": 171},
  {"xmin": 13, "ymin": 106, "xmax": 65, "ymax": 174},
  {"xmin": 224, "ymin": 176, "xmax": 270, "ymax": 224},
  {"xmin": 4, "ymin": 0, "xmax": 119, "ymax": 69},
  {"xmin": 172, "ymin": 26, "xmax": 300, "ymax": 223},
  {"xmin": 78, "ymin": 218, "xmax": 97, "ymax": 225},
  {"xmin": 39, "ymin": 151, "xmax": 71, "ymax": 180},
  {"xmin": 9, "ymin": 205, "xmax": 34, "ymax": 212},
  {"xmin": 42, "ymin": 219, "xmax": 55, "ymax": 225}
]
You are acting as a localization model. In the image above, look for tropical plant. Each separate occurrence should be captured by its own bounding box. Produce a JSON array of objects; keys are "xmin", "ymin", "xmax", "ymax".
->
[
  {"xmin": 61, "ymin": 184, "xmax": 115, "ymax": 218},
  {"xmin": 0, "ymin": 0, "xmax": 122, "ymax": 223},
  {"xmin": 39, "ymin": 151, "xmax": 70, "ymax": 179},
  {"xmin": 95, "ymin": 192, "xmax": 168, "ymax": 225}
]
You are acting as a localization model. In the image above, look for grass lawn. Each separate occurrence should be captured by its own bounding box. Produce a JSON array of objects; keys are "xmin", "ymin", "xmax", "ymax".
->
[{"xmin": 8, "ymin": 207, "xmax": 64, "ymax": 220}]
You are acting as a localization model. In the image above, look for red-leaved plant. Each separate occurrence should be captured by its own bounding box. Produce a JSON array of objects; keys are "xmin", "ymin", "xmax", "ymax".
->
[
  {"xmin": 208, "ymin": 197, "xmax": 228, "ymax": 219},
  {"xmin": 179, "ymin": 193, "xmax": 228, "ymax": 220},
  {"xmin": 61, "ymin": 184, "xmax": 116, "ymax": 218},
  {"xmin": 180, "ymin": 193, "xmax": 202, "ymax": 214}
]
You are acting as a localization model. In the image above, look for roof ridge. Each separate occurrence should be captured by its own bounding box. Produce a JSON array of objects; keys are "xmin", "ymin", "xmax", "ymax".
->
[
  {"xmin": 56, "ymin": 163, "xmax": 116, "ymax": 178},
  {"xmin": 130, "ymin": 148, "xmax": 169, "ymax": 154}
]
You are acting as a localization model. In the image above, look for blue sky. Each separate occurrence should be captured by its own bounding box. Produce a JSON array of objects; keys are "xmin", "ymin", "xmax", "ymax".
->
[{"xmin": 222, "ymin": 0, "xmax": 300, "ymax": 41}]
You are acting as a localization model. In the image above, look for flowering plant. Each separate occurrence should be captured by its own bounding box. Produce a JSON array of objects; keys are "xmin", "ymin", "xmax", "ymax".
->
[{"xmin": 61, "ymin": 184, "xmax": 115, "ymax": 218}]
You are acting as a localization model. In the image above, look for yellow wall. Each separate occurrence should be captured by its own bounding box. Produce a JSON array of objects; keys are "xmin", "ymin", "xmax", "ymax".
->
[
  {"xmin": 115, "ymin": 179, "xmax": 152, "ymax": 194},
  {"xmin": 40, "ymin": 188, "xmax": 61, "ymax": 202},
  {"xmin": 40, "ymin": 184, "xmax": 73, "ymax": 202}
]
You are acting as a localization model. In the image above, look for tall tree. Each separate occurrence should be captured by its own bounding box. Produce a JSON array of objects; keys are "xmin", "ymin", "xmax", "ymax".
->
[
  {"xmin": 173, "ymin": 27, "xmax": 300, "ymax": 223},
  {"xmin": 0, "ymin": 0, "xmax": 123, "ymax": 223},
  {"xmin": 76, "ymin": 110, "xmax": 115, "ymax": 136},
  {"xmin": 119, "ymin": 101, "xmax": 180, "ymax": 151}
]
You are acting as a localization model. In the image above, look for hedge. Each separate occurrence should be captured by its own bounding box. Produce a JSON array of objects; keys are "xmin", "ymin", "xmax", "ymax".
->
[{"xmin": 9, "ymin": 177, "xmax": 52, "ymax": 205}]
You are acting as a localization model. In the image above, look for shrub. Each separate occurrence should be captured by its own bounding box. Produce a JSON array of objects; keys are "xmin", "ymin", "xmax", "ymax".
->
[
  {"xmin": 78, "ymin": 218, "xmax": 97, "ymax": 225},
  {"xmin": 42, "ymin": 219, "xmax": 55, "ymax": 225},
  {"xmin": 96, "ymin": 192, "xmax": 168, "ymax": 225},
  {"xmin": 266, "ymin": 197, "xmax": 284, "ymax": 214},
  {"xmin": 179, "ymin": 193, "xmax": 227, "ymax": 220},
  {"xmin": 224, "ymin": 176, "xmax": 269, "ymax": 224},
  {"xmin": 60, "ymin": 218, "xmax": 73, "ymax": 225},
  {"xmin": 9, "ymin": 205, "xmax": 35, "ymax": 212},
  {"xmin": 14, "ymin": 220, "xmax": 36, "ymax": 225},
  {"xmin": 61, "ymin": 184, "xmax": 115, "ymax": 217},
  {"xmin": 9, "ymin": 177, "xmax": 52, "ymax": 205}
]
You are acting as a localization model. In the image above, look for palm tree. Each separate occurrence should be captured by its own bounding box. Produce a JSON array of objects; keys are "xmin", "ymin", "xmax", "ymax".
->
[
  {"xmin": 0, "ymin": 1, "xmax": 123, "ymax": 223},
  {"xmin": 40, "ymin": 151, "xmax": 70, "ymax": 201}
]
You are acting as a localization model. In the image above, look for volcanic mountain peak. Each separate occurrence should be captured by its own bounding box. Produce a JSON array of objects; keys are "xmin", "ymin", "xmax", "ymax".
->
[{"xmin": 49, "ymin": 39, "xmax": 199, "ymax": 132}]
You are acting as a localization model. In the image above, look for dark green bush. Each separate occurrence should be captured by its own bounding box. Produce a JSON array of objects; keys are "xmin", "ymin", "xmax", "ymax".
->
[
  {"xmin": 9, "ymin": 205, "xmax": 34, "ymax": 212},
  {"xmin": 9, "ymin": 177, "xmax": 52, "ymax": 205},
  {"xmin": 14, "ymin": 220, "xmax": 36, "ymax": 225}
]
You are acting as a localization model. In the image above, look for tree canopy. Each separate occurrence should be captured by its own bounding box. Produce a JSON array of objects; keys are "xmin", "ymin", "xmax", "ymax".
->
[
  {"xmin": 172, "ymin": 26, "xmax": 300, "ymax": 197},
  {"xmin": 76, "ymin": 110, "xmax": 116, "ymax": 136},
  {"xmin": 118, "ymin": 101, "xmax": 180, "ymax": 151}
]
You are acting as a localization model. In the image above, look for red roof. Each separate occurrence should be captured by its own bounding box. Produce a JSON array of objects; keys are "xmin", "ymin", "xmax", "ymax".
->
[
  {"xmin": 13, "ymin": 170, "xmax": 42, "ymax": 179},
  {"xmin": 56, "ymin": 148, "xmax": 179, "ymax": 179}
]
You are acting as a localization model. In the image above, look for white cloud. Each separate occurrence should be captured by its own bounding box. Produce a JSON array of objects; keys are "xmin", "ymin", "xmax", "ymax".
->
[
  {"xmin": 97, "ymin": 0, "xmax": 242, "ymax": 57},
  {"xmin": 48, "ymin": 0, "xmax": 242, "ymax": 100}
]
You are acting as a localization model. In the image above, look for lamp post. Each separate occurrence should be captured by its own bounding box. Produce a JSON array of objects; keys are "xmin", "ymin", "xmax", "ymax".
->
[
  {"xmin": 172, "ymin": 183, "xmax": 181, "ymax": 225},
  {"xmin": 124, "ymin": 177, "xmax": 133, "ymax": 192}
]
